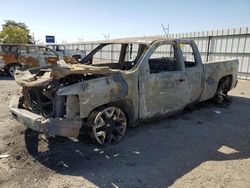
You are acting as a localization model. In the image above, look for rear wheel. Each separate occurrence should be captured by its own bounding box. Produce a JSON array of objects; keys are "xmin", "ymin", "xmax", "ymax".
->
[
  {"xmin": 88, "ymin": 106, "xmax": 127, "ymax": 145},
  {"xmin": 213, "ymin": 81, "xmax": 228, "ymax": 105}
]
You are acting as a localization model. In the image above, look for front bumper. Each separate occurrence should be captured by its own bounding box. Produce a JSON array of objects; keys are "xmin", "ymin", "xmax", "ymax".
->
[{"xmin": 9, "ymin": 96, "xmax": 82, "ymax": 137}]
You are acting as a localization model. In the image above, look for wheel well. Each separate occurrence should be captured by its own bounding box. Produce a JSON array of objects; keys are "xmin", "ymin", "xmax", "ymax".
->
[
  {"xmin": 4, "ymin": 62, "xmax": 21, "ymax": 70},
  {"xmin": 218, "ymin": 75, "xmax": 233, "ymax": 91},
  {"xmin": 87, "ymin": 99, "xmax": 135, "ymax": 127}
]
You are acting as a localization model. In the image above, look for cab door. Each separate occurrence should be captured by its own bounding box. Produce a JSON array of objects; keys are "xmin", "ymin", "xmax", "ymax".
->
[
  {"xmin": 178, "ymin": 41, "xmax": 203, "ymax": 102},
  {"xmin": 38, "ymin": 47, "xmax": 59, "ymax": 66},
  {"xmin": 21, "ymin": 46, "xmax": 40, "ymax": 68},
  {"xmin": 139, "ymin": 41, "xmax": 190, "ymax": 119}
]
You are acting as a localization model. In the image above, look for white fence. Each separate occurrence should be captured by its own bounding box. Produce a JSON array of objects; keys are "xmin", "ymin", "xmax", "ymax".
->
[{"xmin": 64, "ymin": 27, "xmax": 250, "ymax": 80}]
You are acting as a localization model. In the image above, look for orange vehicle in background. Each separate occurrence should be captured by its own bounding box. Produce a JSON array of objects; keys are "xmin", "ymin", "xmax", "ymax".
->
[{"xmin": 0, "ymin": 44, "xmax": 77, "ymax": 76}]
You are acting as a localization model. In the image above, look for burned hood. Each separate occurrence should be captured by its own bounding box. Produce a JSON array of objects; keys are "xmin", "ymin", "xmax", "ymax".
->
[{"xmin": 14, "ymin": 63, "xmax": 122, "ymax": 87}]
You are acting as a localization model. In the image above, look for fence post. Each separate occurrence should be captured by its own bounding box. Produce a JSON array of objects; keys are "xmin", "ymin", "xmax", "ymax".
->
[{"xmin": 206, "ymin": 36, "xmax": 211, "ymax": 62}]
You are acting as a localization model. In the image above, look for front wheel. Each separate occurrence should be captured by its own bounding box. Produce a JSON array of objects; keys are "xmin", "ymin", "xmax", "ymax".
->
[
  {"xmin": 8, "ymin": 64, "xmax": 21, "ymax": 77},
  {"xmin": 88, "ymin": 106, "xmax": 127, "ymax": 145}
]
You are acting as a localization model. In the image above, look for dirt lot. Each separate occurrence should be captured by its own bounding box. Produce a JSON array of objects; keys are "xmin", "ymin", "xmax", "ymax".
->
[{"xmin": 0, "ymin": 74, "xmax": 249, "ymax": 188}]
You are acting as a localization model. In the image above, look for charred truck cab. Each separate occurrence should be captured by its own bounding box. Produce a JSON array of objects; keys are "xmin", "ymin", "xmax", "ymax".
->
[{"xmin": 9, "ymin": 38, "xmax": 238, "ymax": 145}]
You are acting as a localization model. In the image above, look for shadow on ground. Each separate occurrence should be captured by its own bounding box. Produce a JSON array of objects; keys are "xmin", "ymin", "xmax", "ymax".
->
[
  {"xmin": 24, "ymin": 96, "xmax": 250, "ymax": 187},
  {"xmin": 0, "ymin": 71, "xmax": 13, "ymax": 80}
]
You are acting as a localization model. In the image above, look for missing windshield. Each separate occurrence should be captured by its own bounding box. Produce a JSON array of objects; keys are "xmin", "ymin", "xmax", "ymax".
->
[{"xmin": 80, "ymin": 43, "xmax": 147, "ymax": 71}]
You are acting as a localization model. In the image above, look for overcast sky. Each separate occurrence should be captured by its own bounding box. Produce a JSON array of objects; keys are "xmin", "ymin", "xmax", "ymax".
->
[{"xmin": 1, "ymin": 0, "xmax": 250, "ymax": 43}]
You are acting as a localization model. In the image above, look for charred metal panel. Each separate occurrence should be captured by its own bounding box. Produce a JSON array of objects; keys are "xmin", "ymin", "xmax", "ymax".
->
[
  {"xmin": 66, "ymin": 95, "xmax": 80, "ymax": 118},
  {"xmin": 138, "ymin": 40, "xmax": 190, "ymax": 119},
  {"xmin": 76, "ymin": 75, "xmax": 129, "ymax": 118},
  {"xmin": 199, "ymin": 59, "xmax": 238, "ymax": 101},
  {"xmin": 57, "ymin": 82, "xmax": 88, "ymax": 96},
  {"xmin": 109, "ymin": 74, "xmax": 129, "ymax": 101},
  {"xmin": 44, "ymin": 118, "xmax": 82, "ymax": 137}
]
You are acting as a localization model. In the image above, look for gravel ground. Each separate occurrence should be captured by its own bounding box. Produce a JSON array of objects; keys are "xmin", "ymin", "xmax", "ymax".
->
[{"xmin": 0, "ymin": 74, "xmax": 250, "ymax": 188}]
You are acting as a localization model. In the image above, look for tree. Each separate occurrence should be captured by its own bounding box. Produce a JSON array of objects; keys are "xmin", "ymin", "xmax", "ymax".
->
[{"xmin": 0, "ymin": 20, "xmax": 32, "ymax": 44}]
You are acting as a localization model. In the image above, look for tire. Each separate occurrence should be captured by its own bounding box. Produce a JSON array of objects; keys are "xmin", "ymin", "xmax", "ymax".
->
[
  {"xmin": 7, "ymin": 64, "xmax": 21, "ymax": 77},
  {"xmin": 213, "ymin": 81, "xmax": 228, "ymax": 105},
  {"xmin": 87, "ymin": 106, "xmax": 127, "ymax": 145}
]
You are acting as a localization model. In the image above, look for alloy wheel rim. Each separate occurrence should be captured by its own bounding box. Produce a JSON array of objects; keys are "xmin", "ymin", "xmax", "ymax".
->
[
  {"xmin": 9, "ymin": 65, "xmax": 19, "ymax": 77},
  {"xmin": 92, "ymin": 107, "xmax": 127, "ymax": 145},
  {"xmin": 217, "ymin": 85, "xmax": 226, "ymax": 104}
]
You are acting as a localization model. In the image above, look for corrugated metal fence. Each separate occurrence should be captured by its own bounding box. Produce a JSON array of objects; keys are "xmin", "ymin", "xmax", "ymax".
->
[{"xmin": 64, "ymin": 27, "xmax": 250, "ymax": 80}]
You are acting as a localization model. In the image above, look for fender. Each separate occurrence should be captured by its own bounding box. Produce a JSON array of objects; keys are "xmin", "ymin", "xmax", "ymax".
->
[{"xmin": 57, "ymin": 74, "xmax": 129, "ymax": 118}]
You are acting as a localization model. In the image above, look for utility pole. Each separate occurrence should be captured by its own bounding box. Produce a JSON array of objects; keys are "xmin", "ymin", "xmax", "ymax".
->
[
  {"xmin": 103, "ymin": 33, "xmax": 110, "ymax": 40},
  {"xmin": 161, "ymin": 24, "xmax": 169, "ymax": 36},
  {"xmin": 78, "ymin": 37, "xmax": 84, "ymax": 42},
  {"xmin": 32, "ymin": 32, "xmax": 35, "ymax": 44}
]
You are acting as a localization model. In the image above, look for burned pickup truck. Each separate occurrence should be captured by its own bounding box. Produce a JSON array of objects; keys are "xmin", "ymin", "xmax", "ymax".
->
[{"xmin": 9, "ymin": 38, "xmax": 238, "ymax": 145}]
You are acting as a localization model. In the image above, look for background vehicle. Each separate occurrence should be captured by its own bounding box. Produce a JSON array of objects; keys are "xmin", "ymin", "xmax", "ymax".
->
[
  {"xmin": 0, "ymin": 44, "xmax": 77, "ymax": 77},
  {"xmin": 46, "ymin": 44, "xmax": 86, "ymax": 61},
  {"xmin": 10, "ymin": 38, "xmax": 238, "ymax": 145}
]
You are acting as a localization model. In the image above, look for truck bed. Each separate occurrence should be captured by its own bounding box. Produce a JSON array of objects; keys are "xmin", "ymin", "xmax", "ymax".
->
[{"xmin": 200, "ymin": 59, "xmax": 238, "ymax": 101}]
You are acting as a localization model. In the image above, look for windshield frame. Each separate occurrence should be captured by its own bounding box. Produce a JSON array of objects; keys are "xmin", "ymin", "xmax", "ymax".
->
[{"xmin": 80, "ymin": 43, "xmax": 149, "ymax": 71}]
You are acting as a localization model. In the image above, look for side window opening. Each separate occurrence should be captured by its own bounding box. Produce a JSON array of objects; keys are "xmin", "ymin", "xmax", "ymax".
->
[
  {"xmin": 43, "ymin": 47, "xmax": 56, "ymax": 56},
  {"xmin": 49, "ymin": 48, "xmax": 56, "ymax": 56},
  {"xmin": 125, "ymin": 43, "xmax": 139, "ymax": 62},
  {"xmin": 92, "ymin": 44, "xmax": 122, "ymax": 65},
  {"xmin": 179, "ymin": 43, "xmax": 196, "ymax": 67},
  {"xmin": 121, "ymin": 43, "xmax": 140, "ymax": 70},
  {"xmin": 19, "ymin": 46, "xmax": 27, "ymax": 54},
  {"xmin": 148, "ymin": 43, "xmax": 179, "ymax": 74},
  {"xmin": 11, "ymin": 46, "xmax": 18, "ymax": 53},
  {"xmin": 83, "ymin": 43, "xmax": 145, "ymax": 71},
  {"xmin": 2, "ymin": 46, "xmax": 11, "ymax": 53},
  {"xmin": 28, "ymin": 46, "xmax": 37, "ymax": 54},
  {"xmin": 38, "ymin": 47, "xmax": 45, "ymax": 54}
]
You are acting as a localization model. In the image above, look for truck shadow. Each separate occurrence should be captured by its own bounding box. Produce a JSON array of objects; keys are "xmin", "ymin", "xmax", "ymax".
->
[
  {"xmin": 0, "ymin": 71, "xmax": 13, "ymax": 80},
  {"xmin": 24, "ymin": 95, "xmax": 250, "ymax": 187}
]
